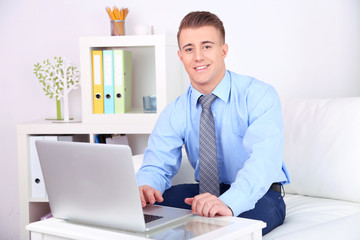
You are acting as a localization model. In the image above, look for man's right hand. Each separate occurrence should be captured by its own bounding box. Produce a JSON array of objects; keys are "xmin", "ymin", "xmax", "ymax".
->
[{"xmin": 138, "ymin": 185, "xmax": 164, "ymax": 207}]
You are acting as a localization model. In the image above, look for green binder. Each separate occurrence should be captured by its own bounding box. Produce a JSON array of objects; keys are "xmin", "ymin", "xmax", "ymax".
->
[{"xmin": 113, "ymin": 49, "xmax": 132, "ymax": 114}]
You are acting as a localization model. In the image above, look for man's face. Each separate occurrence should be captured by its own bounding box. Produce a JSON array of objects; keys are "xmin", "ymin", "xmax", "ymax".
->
[{"xmin": 178, "ymin": 26, "xmax": 228, "ymax": 94}]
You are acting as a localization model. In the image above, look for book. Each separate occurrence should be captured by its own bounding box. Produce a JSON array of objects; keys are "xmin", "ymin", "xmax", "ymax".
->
[
  {"xmin": 29, "ymin": 136, "xmax": 57, "ymax": 199},
  {"xmin": 92, "ymin": 50, "xmax": 104, "ymax": 114},
  {"xmin": 113, "ymin": 49, "xmax": 132, "ymax": 113},
  {"xmin": 30, "ymin": 135, "xmax": 78, "ymax": 199},
  {"xmin": 103, "ymin": 50, "xmax": 115, "ymax": 114}
]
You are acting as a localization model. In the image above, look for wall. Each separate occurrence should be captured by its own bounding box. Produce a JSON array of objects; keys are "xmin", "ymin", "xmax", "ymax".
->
[{"xmin": 0, "ymin": 0, "xmax": 359, "ymax": 239}]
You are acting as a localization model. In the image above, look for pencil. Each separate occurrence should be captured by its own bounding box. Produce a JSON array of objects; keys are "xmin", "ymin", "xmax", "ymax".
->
[{"xmin": 106, "ymin": 6, "xmax": 129, "ymax": 35}]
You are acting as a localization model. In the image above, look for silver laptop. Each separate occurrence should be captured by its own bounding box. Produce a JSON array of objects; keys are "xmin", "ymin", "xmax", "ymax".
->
[{"xmin": 35, "ymin": 140, "xmax": 192, "ymax": 232}]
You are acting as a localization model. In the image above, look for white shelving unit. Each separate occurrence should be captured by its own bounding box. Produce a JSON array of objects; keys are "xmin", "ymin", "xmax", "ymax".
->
[
  {"xmin": 79, "ymin": 35, "xmax": 184, "ymax": 125},
  {"xmin": 17, "ymin": 35, "xmax": 185, "ymax": 240}
]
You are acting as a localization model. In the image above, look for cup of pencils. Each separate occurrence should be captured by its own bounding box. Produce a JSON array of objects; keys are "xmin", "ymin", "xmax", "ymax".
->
[{"xmin": 106, "ymin": 7, "xmax": 129, "ymax": 36}]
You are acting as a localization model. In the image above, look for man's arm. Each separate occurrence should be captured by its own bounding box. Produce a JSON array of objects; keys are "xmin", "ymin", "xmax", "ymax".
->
[
  {"xmin": 136, "ymin": 98, "xmax": 186, "ymax": 200},
  {"xmin": 219, "ymin": 83, "xmax": 288, "ymax": 216}
]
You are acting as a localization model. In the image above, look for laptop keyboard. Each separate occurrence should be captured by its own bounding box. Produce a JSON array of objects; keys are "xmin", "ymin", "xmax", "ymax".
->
[{"xmin": 144, "ymin": 214, "xmax": 163, "ymax": 223}]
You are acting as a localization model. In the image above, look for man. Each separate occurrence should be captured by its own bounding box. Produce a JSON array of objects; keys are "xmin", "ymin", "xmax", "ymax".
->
[{"xmin": 136, "ymin": 11, "xmax": 290, "ymax": 235}]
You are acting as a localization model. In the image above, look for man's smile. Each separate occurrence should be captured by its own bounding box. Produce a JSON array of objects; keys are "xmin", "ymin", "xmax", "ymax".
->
[{"xmin": 194, "ymin": 64, "xmax": 210, "ymax": 71}]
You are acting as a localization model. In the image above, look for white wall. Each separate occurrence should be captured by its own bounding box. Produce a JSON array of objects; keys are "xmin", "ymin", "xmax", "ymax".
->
[{"xmin": 1, "ymin": 0, "xmax": 359, "ymax": 239}]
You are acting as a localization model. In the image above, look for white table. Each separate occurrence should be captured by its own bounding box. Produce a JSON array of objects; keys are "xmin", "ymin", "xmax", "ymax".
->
[{"xmin": 27, "ymin": 216, "xmax": 265, "ymax": 240}]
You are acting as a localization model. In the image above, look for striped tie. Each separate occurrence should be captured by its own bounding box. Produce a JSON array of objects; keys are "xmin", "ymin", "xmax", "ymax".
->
[{"xmin": 198, "ymin": 94, "xmax": 220, "ymax": 197}]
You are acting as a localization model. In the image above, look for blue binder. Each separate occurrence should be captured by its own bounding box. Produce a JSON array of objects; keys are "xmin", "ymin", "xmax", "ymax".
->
[{"xmin": 103, "ymin": 50, "xmax": 114, "ymax": 114}]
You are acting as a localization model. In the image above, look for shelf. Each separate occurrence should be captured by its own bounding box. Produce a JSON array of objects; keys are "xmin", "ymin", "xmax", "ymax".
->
[
  {"xmin": 29, "ymin": 198, "xmax": 48, "ymax": 203},
  {"xmin": 17, "ymin": 120, "xmax": 155, "ymax": 134},
  {"xmin": 79, "ymin": 35, "xmax": 184, "ymax": 125},
  {"xmin": 80, "ymin": 35, "xmax": 176, "ymax": 47},
  {"xmin": 18, "ymin": 34, "xmax": 185, "ymax": 240}
]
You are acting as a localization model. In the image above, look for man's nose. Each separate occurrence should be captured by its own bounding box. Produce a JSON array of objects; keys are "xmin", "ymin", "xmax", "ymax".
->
[{"xmin": 194, "ymin": 49, "xmax": 204, "ymax": 61}]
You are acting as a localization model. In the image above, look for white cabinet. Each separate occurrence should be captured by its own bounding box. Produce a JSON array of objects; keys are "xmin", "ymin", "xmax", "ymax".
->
[{"xmin": 17, "ymin": 35, "xmax": 185, "ymax": 240}]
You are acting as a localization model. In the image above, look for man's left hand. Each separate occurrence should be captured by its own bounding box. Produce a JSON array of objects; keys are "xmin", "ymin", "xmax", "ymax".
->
[{"xmin": 184, "ymin": 193, "xmax": 233, "ymax": 217}]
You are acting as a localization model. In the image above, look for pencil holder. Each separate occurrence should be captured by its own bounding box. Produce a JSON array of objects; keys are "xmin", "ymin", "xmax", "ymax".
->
[{"xmin": 111, "ymin": 20, "xmax": 125, "ymax": 36}]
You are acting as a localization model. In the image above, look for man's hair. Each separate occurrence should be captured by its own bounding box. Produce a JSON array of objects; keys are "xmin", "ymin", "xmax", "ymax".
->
[{"xmin": 177, "ymin": 11, "xmax": 225, "ymax": 45}]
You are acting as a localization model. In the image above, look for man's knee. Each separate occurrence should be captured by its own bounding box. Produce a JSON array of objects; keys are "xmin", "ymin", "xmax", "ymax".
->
[
  {"xmin": 156, "ymin": 184, "xmax": 199, "ymax": 210},
  {"xmin": 238, "ymin": 190, "xmax": 286, "ymax": 235}
]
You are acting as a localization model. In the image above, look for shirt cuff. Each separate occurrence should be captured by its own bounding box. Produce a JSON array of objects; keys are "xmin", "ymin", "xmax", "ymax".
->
[
  {"xmin": 136, "ymin": 171, "xmax": 167, "ymax": 193},
  {"xmin": 219, "ymin": 186, "xmax": 254, "ymax": 217}
]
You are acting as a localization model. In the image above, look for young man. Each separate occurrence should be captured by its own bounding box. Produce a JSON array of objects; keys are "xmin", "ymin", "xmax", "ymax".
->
[{"xmin": 136, "ymin": 11, "xmax": 290, "ymax": 235}]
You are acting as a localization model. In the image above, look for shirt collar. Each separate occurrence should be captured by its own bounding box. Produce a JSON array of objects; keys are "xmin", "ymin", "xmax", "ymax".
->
[{"xmin": 190, "ymin": 70, "xmax": 231, "ymax": 107}]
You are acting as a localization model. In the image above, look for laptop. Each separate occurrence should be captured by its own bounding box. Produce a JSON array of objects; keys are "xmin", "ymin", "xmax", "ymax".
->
[{"xmin": 35, "ymin": 140, "xmax": 192, "ymax": 232}]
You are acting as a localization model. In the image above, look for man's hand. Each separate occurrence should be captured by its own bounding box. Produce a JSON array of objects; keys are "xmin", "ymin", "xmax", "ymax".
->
[
  {"xmin": 138, "ymin": 185, "xmax": 164, "ymax": 207},
  {"xmin": 184, "ymin": 193, "xmax": 233, "ymax": 217}
]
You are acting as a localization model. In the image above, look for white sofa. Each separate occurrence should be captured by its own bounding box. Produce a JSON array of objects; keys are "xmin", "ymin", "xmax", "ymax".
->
[
  {"xmin": 134, "ymin": 97, "xmax": 360, "ymax": 239},
  {"xmin": 264, "ymin": 97, "xmax": 360, "ymax": 239}
]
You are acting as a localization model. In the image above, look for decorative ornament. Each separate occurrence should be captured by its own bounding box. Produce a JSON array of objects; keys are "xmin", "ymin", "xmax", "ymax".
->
[{"xmin": 33, "ymin": 57, "xmax": 80, "ymax": 122}]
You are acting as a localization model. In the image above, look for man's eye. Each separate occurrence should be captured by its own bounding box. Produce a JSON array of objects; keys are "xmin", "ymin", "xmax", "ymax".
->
[
  {"xmin": 185, "ymin": 48, "xmax": 193, "ymax": 53},
  {"xmin": 204, "ymin": 45, "xmax": 212, "ymax": 50}
]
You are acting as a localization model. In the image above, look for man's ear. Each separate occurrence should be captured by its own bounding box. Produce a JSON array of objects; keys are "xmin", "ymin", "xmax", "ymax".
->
[
  {"xmin": 222, "ymin": 43, "xmax": 229, "ymax": 59},
  {"xmin": 177, "ymin": 50, "xmax": 183, "ymax": 61}
]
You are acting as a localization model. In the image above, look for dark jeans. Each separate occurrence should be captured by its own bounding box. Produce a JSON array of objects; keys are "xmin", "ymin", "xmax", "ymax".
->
[{"xmin": 156, "ymin": 183, "xmax": 286, "ymax": 235}]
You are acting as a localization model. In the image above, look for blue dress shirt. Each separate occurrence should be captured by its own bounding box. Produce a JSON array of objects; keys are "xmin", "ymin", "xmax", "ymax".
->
[{"xmin": 136, "ymin": 70, "xmax": 290, "ymax": 216}]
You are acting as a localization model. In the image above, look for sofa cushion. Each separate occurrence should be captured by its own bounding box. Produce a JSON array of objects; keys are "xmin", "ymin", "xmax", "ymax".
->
[
  {"xmin": 272, "ymin": 213, "xmax": 360, "ymax": 240},
  {"xmin": 281, "ymin": 98, "xmax": 360, "ymax": 203},
  {"xmin": 263, "ymin": 194, "xmax": 360, "ymax": 240}
]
